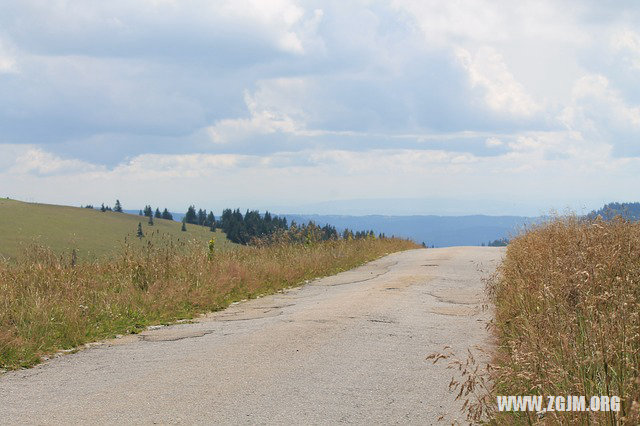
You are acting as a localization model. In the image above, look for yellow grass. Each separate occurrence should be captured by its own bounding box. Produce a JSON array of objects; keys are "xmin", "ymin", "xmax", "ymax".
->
[
  {"xmin": 0, "ymin": 235, "xmax": 417, "ymax": 370},
  {"xmin": 489, "ymin": 217, "xmax": 640, "ymax": 424}
]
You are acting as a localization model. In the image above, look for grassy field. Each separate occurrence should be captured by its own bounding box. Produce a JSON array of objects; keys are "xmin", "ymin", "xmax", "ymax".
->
[
  {"xmin": 0, "ymin": 227, "xmax": 417, "ymax": 370},
  {"xmin": 487, "ymin": 217, "xmax": 640, "ymax": 424},
  {"xmin": 0, "ymin": 198, "xmax": 234, "ymax": 261}
]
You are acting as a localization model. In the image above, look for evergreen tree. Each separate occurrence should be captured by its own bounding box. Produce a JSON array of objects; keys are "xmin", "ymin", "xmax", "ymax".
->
[
  {"xmin": 181, "ymin": 219, "xmax": 187, "ymax": 232},
  {"xmin": 143, "ymin": 205, "xmax": 153, "ymax": 217},
  {"xmin": 185, "ymin": 205, "xmax": 197, "ymax": 224},
  {"xmin": 148, "ymin": 215, "xmax": 154, "ymax": 226},
  {"xmin": 137, "ymin": 222, "xmax": 144, "ymax": 239},
  {"xmin": 197, "ymin": 209, "xmax": 207, "ymax": 226},
  {"xmin": 100, "ymin": 203, "xmax": 106, "ymax": 212},
  {"xmin": 138, "ymin": 210, "xmax": 143, "ymax": 216},
  {"xmin": 154, "ymin": 208, "xmax": 161, "ymax": 218},
  {"xmin": 207, "ymin": 211, "xmax": 216, "ymax": 230},
  {"xmin": 114, "ymin": 199, "xmax": 123, "ymax": 213},
  {"xmin": 161, "ymin": 208, "xmax": 173, "ymax": 220}
]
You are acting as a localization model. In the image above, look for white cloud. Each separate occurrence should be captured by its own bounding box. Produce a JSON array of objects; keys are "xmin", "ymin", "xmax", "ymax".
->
[
  {"xmin": 0, "ymin": 39, "xmax": 18, "ymax": 73},
  {"xmin": 206, "ymin": 78, "xmax": 308, "ymax": 143},
  {"xmin": 9, "ymin": 148, "xmax": 104, "ymax": 175},
  {"xmin": 215, "ymin": 0, "xmax": 308, "ymax": 54},
  {"xmin": 560, "ymin": 74, "xmax": 640, "ymax": 155},
  {"xmin": 456, "ymin": 46, "xmax": 539, "ymax": 117},
  {"xmin": 485, "ymin": 137, "xmax": 503, "ymax": 148},
  {"xmin": 611, "ymin": 29, "xmax": 640, "ymax": 69}
]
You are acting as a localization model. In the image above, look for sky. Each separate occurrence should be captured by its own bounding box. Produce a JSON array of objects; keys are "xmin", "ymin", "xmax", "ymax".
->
[{"xmin": 1, "ymin": 0, "xmax": 640, "ymax": 216}]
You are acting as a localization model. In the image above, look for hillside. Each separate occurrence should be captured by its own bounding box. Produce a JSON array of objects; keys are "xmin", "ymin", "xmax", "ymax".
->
[
  {"xmin": 282, "ymin": 214, "xmax": 536, "ymax": 247},
  {"xmin": 587, "ymin": 201, "xmax": 640, "ymax": 221},
  {"xmin": 0, "ymin": 199, "xmax": 234, "ymax": 261}
]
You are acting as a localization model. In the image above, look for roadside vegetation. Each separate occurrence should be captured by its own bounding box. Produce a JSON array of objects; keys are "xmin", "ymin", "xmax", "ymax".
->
[
  {"xmin": 0, "ymin": 231, "xmax": 417, "ymax": 370},
  {"xmin": 487, "ymin": 216, "xmax": 640, "ymax": 424}
]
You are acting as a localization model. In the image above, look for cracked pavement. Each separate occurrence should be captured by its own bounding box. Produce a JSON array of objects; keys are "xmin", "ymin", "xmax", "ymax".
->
[{"xmin": 0, "ymin": 247, "xmax": 504, "ymax": 425}]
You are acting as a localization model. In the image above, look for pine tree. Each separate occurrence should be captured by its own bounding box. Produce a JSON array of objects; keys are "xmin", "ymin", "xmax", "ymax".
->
[
  {"xmin": 207, "ymin": 212, "xmax": 216, "ymax": 231},
  {"xmin": 114, "ymin": 199, "xmax": 123, "ymax": 212},
  {"xmin": 181, "ymin": 220, "xmax": 187, "ymax": 232},
  {"xmin": 137, "ymin": 222, "xmax": 144, "ymax": 239},
  {"xmin": 148, "ymin": 215, "xmax": 154, "ymax": 226},
  {"xmin": 138, "ymin": 210, "xmax": 143, "ymax": 216},
  {"xmin": 161, "ymin": 208, "xmax": 173, "ymax": 220},
  {"xmin": 143, "ymin": 205, "xmax": 153, "ymax": 217},
  {"xmin": 197, "ymin": 209, "xmax": 207, "ymax": 226},
  {"xmin": 154, "ymin": 208, "xmax": 161, "ymax": 218},
  {"xmin": 100, "ymin": 203, "xmax": 106, "ymax": 212},
  {"xmin": 185, "ymin": 206, "xmax": 197, "ymax": 224}
]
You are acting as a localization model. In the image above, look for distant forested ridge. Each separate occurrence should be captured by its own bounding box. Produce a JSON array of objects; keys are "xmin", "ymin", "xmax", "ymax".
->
[
  {"xmin": 587, "ymin": 202, "xmax": 640, "ymax": 221},
  {"xmin": 218, "ymin": 208, "xmax": 379, "ymax": 245}
]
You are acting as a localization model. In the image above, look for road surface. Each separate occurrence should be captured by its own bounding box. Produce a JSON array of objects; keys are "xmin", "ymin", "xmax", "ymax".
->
[{"xmin": 0, "ymin": 247, "xmax": 504, "ymax": 424}]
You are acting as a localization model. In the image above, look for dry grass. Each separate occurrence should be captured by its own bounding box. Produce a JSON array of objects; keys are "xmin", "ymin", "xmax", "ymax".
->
[
  {"xmin": 0, "ymin": 235, "xmax": 417, "ymax": 370},
  {"xmin": 487, "ymin": 217, "xmax": 640, "ymax": 424}
]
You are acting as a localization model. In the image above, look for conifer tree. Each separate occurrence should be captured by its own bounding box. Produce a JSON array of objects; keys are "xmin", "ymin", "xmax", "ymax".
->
[
  {"xmin": 161, "ymin": 208, "xmax": 173, "ymax": 220},
  {"xmin": 197, "ymin": 209, "xmax": 207, "ymax": 226},
  {"xmin": 100, "ymin": 203, "xmax": 106, "ymax": 212},
  {"xmin": 148, "ymin": 215, "xmax": 154, "ymax": 226},
  {"xmin": 181, "ymin": 219, "xmax": 187, "ymax": 232},
  {"xmin": 114, "ymin": 199, "xmax": 123, "ymax": 212},
  {"xmin": 138, "ymin": 210, "xmax": 143, "ymax": 216},
  {"xmin": 143, "ymin": 205, "xmax": 153, "ymax": 217},
  {"xmin": 154, "ymin": 208, "xmax": 161, "ymax": 218},
  {"xmin": 137, "ymin": 222, "xmax": 144, "ymax": 239},
  {"xmin": 207, "ymin": 212, "xmax": 216, "ymax": 230},
  {"xmin": 185, "ymin": 206, "xmax": 197, "ymax": 224}
]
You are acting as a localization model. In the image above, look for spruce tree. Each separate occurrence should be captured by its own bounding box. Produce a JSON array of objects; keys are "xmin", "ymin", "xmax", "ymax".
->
[
  {"xmin": 185, "ymin": 206, "xmax": 197, "ymax": 224},
  {"xmin": 161, "ymin": 208, "xmax": 173, "ymax": 220},
  {"xmin": 181, "ymin": 219, "xmax": 187, "ymax": 232},
  {"xmin": 148, "ymin": 215, "xmax": 154, "ymax": 226},
  {"xmin": 207, "ymin": 212, "xmax": 216, "ymax": 230},
  {"xmin": 154, "ymin": 208, "xmax": 161, "ymax": 218},
  {"xmin": 114, "ymin": 199, "xmax": 123, "ymax": 212},
  {"xmin": 137, "ymin": 222, "xmax": 144, "ymax": 239},
  {"xmin": 138, "ymin": 210, "xmax": 143, "ymax": 216},
  {"xmin": 100, "ymin": 203, "xmax": 106, "ymax": 212}
]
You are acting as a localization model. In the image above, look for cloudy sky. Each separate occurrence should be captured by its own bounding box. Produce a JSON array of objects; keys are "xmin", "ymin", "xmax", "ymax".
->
[{"xmin": 1, "ymin": 1, "xmax": 639, "ymax": 215}]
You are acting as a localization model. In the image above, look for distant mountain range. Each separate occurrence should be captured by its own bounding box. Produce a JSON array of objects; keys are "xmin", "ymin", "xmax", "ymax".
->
[
  {"xmin": 123, "ymin": 200, "xmax": 637, "ymax": 247},
  {"xmin": 281, "ymin": 214, "xmax": 537, "ymax": 247}
]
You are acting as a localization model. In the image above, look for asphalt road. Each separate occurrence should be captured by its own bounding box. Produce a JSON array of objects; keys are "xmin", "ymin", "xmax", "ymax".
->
[{"xmin": 0, "ymin": 247, "xmax": 504, "ymax": 425}]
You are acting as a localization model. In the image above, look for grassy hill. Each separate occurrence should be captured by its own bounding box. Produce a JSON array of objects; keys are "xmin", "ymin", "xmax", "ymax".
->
[{"xmin": 0, "ymin": 198, "xmax": 234, "ymax": 261}]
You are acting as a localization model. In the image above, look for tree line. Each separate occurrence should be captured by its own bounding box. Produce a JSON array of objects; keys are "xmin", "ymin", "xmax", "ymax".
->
[
  {"xmin": 80, "ymin": 200, "xmax": 386, "ymax": 245},
  {"xmin": 139, "ymin": 205, "xmax": 174, "ymax": 221},
  {"xmin": 81, "ymin": 199, "xmax": 123, "ymax": 213},
  {"xmin": 218, "ymin": 208, "xmax": 381, "ymax": 245}
]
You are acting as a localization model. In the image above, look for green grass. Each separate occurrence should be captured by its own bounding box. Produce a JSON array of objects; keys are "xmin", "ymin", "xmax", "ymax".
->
[{"xmin": 0, "ymin": 198, "xmax": 234, "ymax": 261}]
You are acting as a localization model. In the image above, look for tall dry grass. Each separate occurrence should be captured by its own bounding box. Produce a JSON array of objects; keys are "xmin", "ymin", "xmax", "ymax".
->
[
  {"xmin": 489, "ymin": 217, "xmax": 640, "ymax": 424},
  {"xmin": 0, "ymin": 235, "xmax": 417, "ymax": 370}
]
